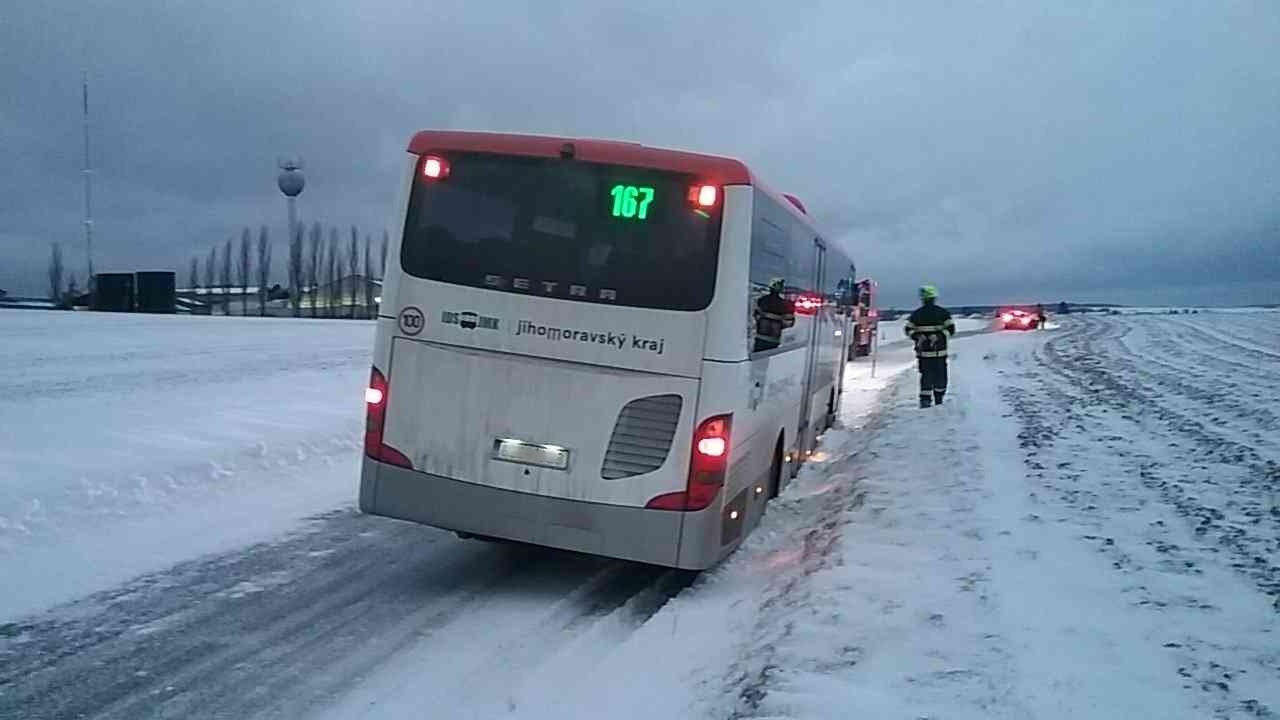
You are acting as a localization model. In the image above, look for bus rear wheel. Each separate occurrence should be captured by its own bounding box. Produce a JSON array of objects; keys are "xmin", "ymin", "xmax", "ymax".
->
[{"xmin": 768, "ymin": 436, "xmax": 784, "ymax": 500}]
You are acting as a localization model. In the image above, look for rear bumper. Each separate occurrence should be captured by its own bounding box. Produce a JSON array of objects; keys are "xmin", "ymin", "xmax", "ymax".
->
[{"xmin": 360, "ymin": 458, "xmax": 723, "ymax": 569}]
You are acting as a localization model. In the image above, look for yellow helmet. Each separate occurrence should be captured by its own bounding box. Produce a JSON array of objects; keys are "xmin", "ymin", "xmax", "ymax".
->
[{"xmin": 919, "ymin": 285, "xmax": 938, "ymax": 301}]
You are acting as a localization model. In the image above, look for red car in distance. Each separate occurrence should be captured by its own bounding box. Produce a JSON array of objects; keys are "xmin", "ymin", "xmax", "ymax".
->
[{"xmin": 998, "ymin": 308, "xmax": 1041, "ymax": 330}]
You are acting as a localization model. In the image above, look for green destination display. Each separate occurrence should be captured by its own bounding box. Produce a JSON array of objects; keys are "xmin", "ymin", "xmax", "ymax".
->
[{"xmin": 609, "ymin": 184, "xmax": 655, "ymax": 220}]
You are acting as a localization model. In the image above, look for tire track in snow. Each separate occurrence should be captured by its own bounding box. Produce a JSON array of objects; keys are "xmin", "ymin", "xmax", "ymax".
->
[
  {"xmin": 1142, "ymin": 321, "xmax": 1280, "ymax": 388},
  {"xmin": 0, "ymin": 510, "xmax": 689, "ymax": 720},
  {"xmin": 1009, "ymin": 321, "xmax": 1280, "ymax": 718},
  {"xmin": 1108, "ymin": 326, "xmax": 1280, "ymax": 453},
  {"xmin": 1165, "ymin": 317, "xmax": 1280, "ymax": 363},
  {"xmin": 1033, "ymin": 318, "xmax": 1280, "ymax": 599},
  {"xmin": 423, "ymin": 561, "xmax": 695, "ymax": 716}
]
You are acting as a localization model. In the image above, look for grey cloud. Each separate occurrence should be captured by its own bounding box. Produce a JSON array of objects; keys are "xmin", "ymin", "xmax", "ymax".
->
[{"xmin": 1, "ymin": 0, "xmax": 1277, "ymax": 307}]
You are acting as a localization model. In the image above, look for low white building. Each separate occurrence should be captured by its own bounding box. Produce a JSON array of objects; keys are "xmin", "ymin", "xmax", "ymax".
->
[{"xmin": 176, "ymin": 276, "xmax": 381, "ymax": 319}]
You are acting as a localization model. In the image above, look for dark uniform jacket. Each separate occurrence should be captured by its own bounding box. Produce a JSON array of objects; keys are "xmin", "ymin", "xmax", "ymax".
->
[
  {"xmin": 754, "ymin": 292, "xmax": 796, "ymax": 352},
  {"xmin": 904, "ymin": 302, "xmax": 956, "ymax": 358}
]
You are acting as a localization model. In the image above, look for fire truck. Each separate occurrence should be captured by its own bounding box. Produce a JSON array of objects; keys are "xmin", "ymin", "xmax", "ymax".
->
[{"xmin": 851, "ymin": 278, "xmax": 878, "ymax": 357}]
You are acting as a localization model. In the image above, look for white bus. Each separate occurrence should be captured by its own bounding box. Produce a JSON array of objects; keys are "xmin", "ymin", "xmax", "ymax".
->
[{"xmin": 360, "ymin": 131, "xmax": 856, "ymax": 569}]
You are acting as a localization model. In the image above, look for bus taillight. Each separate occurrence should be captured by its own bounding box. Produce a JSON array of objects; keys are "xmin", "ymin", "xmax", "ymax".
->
[
  {"xmin": 365, "ymin": 367, "xmax": 412, "ymax": 468},
  {"xmin": 646, "ymin": 414, "xmax": 732, "ymax": 511},
  {"xmin": 689, "ymin": 184, "xmax": 719, "ymax": 209},
  {"xmin": 420, "ymin": 154, "xmax": 451, "ymax": 180}
]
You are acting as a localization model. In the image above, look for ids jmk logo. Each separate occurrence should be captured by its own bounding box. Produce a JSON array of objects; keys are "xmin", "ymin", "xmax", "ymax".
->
[{"xmin": 441, "ymin": 310, "xmax": 499, "ymax": 331}]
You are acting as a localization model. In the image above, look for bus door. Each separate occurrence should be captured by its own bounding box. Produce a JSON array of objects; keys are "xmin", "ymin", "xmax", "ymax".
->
[{"xmin": 796, "ymin": 238, "xmax": 826, "ymax": 455}]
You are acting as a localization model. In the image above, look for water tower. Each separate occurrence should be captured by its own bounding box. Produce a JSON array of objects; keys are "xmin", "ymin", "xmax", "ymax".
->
[{"xmin": 277, "ymin": 156, "xmax": 305, "ymax": 243}]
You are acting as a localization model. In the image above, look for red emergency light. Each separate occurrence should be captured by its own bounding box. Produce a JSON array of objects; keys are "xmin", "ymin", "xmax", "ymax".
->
[{"xmin": 794, "ymin": 294, "xmax": 823, "ymax": 315}]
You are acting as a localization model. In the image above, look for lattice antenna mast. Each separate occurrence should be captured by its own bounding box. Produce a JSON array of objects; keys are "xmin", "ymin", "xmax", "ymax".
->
[{"xmin": 82, "ymin": 71, "xmax": 95, "ymax": 279}]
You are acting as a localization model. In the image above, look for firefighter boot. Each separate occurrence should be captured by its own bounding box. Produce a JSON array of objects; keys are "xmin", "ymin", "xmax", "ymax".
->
[
  {"xmin": 934, "ymin": 390, "xmax": 946, "ymax": 406},
  {"xmin": 919, "ymin": 394, "xmax": 933, "ymax": 409}
]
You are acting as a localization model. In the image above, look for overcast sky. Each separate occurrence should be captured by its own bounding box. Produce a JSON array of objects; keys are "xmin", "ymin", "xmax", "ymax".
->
[{"xmin": 3, "ymin": 0, "xmax": 1277, "ymax": 306}]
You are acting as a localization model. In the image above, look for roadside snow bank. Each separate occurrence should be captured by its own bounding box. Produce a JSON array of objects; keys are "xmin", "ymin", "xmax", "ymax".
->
[{"xmin": 0, "ymin": 311, "xmax": 372, "ymax": 618}]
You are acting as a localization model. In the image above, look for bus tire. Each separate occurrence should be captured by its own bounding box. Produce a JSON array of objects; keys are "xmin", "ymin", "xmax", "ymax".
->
[{"xmin": 768, "ymin": 435, "xmax": 785, "ymax": 500}]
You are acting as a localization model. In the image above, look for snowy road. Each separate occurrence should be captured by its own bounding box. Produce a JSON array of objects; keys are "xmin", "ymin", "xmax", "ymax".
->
[
  {"xmin": 3, "ymin": 310, "xmax": 1278, "ymax": 719},
  {"xmin": 0, "ymin": 509, "xmax": 692, "ymax": 719}
]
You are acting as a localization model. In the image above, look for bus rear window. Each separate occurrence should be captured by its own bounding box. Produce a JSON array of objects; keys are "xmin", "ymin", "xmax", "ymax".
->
[{"xmin": 400, "ymin": 152, "xmax": 722, "ymax": 311}]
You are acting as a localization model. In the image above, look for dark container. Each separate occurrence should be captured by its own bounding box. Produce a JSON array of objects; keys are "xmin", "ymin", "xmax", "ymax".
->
[
  {"xmin": 135, "ymin": 271, "xmax": 177, "ymax": 313},
  {"xmin": 91, "ymin": 273, "xmax": 135, "ymax": 312}
]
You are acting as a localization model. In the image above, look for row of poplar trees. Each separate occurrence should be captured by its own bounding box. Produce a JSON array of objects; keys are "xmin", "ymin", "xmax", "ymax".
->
[{"xmin": 188, "ymin": 223, "xmax": 389, "ymax": 318}]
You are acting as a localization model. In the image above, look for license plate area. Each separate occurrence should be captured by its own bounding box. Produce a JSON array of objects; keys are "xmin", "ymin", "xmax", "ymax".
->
[{"xmin": 492, "ymin": 438, "xmax": 571, "ymax": 471}]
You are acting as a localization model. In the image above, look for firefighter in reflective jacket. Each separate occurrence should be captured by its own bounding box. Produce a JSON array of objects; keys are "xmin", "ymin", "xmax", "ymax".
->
[
  {"xmin": 754, "ymin": 278, "xmax": 796, "ymax": 352},
  {"xmin": 904, "ymin": 285, "xmax": 956, "ymax": 408}
]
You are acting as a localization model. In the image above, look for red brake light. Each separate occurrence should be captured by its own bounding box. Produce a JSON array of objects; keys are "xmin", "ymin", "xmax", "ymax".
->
[
  {"xmin": 365, "ymin": 367, "xmax": 412, "ymax": 468},
  {"xmin": 646, "ymin": 414, "xmax": 732, "ymax": 511},
  {"xmin": 421, "ymin": 155, "xmax": 450, "ymax": 180},
  {"xmin": 689, "ymin": 184, "xmax": 718, "ymax": 208}
]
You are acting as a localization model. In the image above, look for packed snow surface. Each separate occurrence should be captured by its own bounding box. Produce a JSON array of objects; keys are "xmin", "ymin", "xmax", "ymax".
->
[{"xmin": 1, "ymin": 309, "xmax": 1277, "ymax": 719}]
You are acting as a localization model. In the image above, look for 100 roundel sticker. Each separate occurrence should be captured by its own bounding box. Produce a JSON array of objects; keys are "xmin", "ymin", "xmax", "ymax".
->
[{"xmin": 398, "ymin": 306, "xmax": 424, "ymax": 335}]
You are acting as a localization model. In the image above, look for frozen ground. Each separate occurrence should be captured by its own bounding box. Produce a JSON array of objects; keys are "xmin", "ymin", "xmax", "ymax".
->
[
  {"xmin": 1, "ymin": 310, "xmax": 1277, "ymax": 719},
  {"xmin": 0, "ymin": 309, "xmax": 373, "ymax": 617}
]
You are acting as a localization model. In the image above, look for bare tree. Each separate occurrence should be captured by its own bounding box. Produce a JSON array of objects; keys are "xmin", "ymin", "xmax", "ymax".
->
[
  {"xmin": 189, "ymin": 257, "xmax": 200, "ymax": 291},
  {"xmin": 327, "ymin": 227, "xmax": 340, "ymax": 318},
  {"xmin": 257, "ymin": 225, "xmax": 272, "ymax": 316},
  {"xmin": 204, "ymin": 246, "xmax": 216, "ymax": 299},
  {"xmin": 221, "ymin": 238, "xmax": 233, "ymax": 315},
  {"xmin": 348, "ymin": 226, "xmax": 360, "ymax": 318},
  {"xmin": 363, "ymin": 233, "xmax": 375, "ymax": 319},
  {"xmin": 238, "ymin": 228, "xmax": 252, "ymax": 316},
  {"xmin": 289, "ymin": 224, "xmax": 303, "ymax": 317},
  {"xmin": 307, "ymin": 222, "xmax": 322, "ymax": 318},
  {"xmin": 48, "ymin": 243, "xmax": 65, "ymax": 301},
  {"xmin": 380, "ymin": 230, "xmax": 389, "ymax": 280}
]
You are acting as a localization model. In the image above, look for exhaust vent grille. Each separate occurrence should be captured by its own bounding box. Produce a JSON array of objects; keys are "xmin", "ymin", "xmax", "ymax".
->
[{"xmin": 601, "ymin": 394, "xmax": 683, "ymax": 479}]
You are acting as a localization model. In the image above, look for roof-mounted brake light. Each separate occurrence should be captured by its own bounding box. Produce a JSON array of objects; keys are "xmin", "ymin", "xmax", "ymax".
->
[{"xmin": 421, "ymin": 155, "xmax": 450, "ymax": 180}]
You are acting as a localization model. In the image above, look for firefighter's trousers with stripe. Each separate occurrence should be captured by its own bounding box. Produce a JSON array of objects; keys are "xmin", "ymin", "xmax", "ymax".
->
[{"xmin": 918, "ymin": 356, "xmax": 948, "ymax": 397}]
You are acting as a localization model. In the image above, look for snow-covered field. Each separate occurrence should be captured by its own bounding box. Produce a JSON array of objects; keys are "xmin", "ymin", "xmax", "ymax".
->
[
  {"xmin": 0, "ymin": 310, "xmax": 372, "ymax": 617},
  {"xmin": 2, "ymin": 309, "xmax": 1277, "ymax": 719}
]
